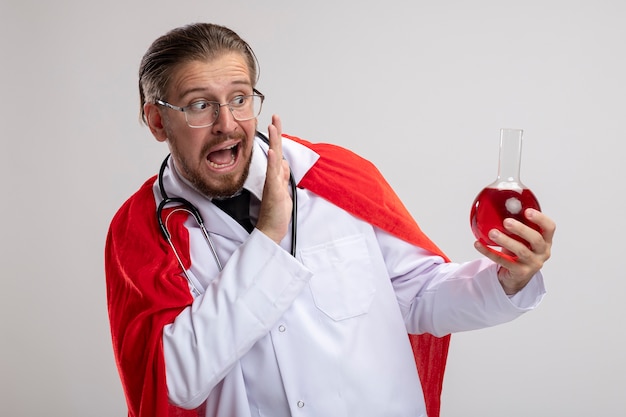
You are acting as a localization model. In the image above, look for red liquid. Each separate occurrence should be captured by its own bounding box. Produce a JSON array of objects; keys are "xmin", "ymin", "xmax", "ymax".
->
[{"xmin": 470, "ymin": 187, "xmax": 541, "ymax": 247}]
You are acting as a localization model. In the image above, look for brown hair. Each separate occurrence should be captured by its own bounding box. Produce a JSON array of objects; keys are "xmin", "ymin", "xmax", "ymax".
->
[{"xmin": 138, "ymin": 23, "xmax": 258, "ymax": 123}]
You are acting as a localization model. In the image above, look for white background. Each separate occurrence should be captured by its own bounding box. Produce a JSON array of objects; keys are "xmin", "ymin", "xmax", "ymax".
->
[{"xmin": 1, "ymin": 1, "xmax": 624, "ymax": 416}]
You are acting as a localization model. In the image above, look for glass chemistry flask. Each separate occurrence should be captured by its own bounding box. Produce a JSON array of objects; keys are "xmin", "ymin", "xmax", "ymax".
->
[{"xmin": 470, "ymin": 128, "xmax": 541, "ymax": 248}]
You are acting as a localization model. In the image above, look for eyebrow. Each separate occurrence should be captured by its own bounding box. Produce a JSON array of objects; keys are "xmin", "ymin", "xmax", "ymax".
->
[{"xmin": 178, "ymin": 80, "xmax": 252, "ymax": 102}]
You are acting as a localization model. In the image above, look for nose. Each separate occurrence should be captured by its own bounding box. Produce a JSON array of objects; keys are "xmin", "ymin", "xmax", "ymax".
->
[{"xmin": 210, "ymin": 103, "xmax": 237, "ymax": 135}]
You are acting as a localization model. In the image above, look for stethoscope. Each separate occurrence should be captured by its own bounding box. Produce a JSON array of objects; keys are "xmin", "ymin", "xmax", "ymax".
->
[{"xmin": 156, "ymin": 131, "xmax": 298, "ymax": 295}]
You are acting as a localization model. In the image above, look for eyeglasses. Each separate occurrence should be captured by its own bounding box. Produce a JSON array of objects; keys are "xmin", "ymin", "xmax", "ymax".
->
[{"xmin": 157, "ymin": 89, "xmax": 265, "ymax": 128}]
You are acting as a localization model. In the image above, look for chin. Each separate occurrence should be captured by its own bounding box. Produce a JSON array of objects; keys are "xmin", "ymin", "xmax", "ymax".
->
[{"xmin": 196, "ymin": 166, "xmax": 250, "ymax": 198}]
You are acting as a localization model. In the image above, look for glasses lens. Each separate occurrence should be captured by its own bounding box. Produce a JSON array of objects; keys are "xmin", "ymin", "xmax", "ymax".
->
[
  {"xmin": 185, "ymin": 95, "xmax": 264, "ymax": 128},
  {"xmin": 186, "ymin": 101, "xmax": 217, "ymax": 128},
  {"xmin": 231, "ymin": 95, "xmax": 263, "ymax": 121}
]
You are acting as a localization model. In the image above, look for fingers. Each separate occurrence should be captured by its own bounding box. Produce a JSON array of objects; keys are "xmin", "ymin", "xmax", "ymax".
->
[
  {"xmin": 256, "ymin": 114, "xmax": 292, "ymax": 244},
  {"xmin": 500, "ymin": 209, "xmax": 555, "ymax": 261},
  {"xmin": 267, "ymin": 114, "xmax": 283, "ymax": 162},
  {"xmin": 525, "ymin": 208, "xmax": 556, "ymax": 244},
  {"xmin": 474, "ymin": 239, "xmax": 518, "ymax": 266},
  {"xmin": 474, "ymin": 209, "xmax": 556, "ymax": 294},
  {"xmin": 266, "ymin": 115, "xmax": 285, "ymax": 180},
  {"xmin": 485, "ymin": 220, "xmax": 545, "ymax": 264}
]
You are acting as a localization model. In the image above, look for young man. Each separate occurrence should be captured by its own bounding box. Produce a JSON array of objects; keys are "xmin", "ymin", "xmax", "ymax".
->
[{"xmin": 105, "ymin": 23, "xmax": 555, "ymax": 417}]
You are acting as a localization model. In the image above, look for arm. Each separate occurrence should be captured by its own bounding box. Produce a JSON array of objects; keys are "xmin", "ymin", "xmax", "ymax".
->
[
  {"xmin": 380, "ymin": 230, "xmax": 546, "ymax": 337},
  {"xmin": 163, "ymin": 231, "xmax": 311, "ymax": 408}
]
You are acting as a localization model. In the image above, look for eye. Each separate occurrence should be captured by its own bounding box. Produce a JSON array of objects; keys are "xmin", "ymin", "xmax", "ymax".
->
[
  {"xmin": 230, "ymin": 95, "xmax": 247, "ymax": 107},
  {"xmin": 188, "ymin": 100, "xmax": 212, "ymax": 112}
]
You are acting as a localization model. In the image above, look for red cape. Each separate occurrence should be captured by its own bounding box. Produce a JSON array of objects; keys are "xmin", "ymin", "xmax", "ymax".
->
[{"xmin": 105, "ymin": 135, "xmax": 451, "ymax": 417}]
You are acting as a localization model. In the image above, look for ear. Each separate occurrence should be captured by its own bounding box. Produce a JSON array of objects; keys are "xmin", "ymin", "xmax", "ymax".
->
[{"xmin": 144, "ymin": 103, "xmax": 168, "ymax": 142}]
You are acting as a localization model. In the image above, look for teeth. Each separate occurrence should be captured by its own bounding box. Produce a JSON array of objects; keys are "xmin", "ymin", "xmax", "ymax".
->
[
  {"xmin": 208, "ymin": 144, "xmax": 237, "ymax": 169},
  {"xmin": 208, "ymin": 156, "xmax": 235, "ymax": 169}
]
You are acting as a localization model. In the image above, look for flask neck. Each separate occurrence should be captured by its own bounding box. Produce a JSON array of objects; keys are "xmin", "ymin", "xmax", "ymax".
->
[{"xmin": 495, "ymin": 128, "xmax": 524, "ymax": 187}]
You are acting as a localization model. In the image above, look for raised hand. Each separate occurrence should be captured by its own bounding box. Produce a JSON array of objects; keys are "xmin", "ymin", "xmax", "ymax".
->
[{"xmin": 256, "ymin": 115, "xmax": 293, "ymax": 244}]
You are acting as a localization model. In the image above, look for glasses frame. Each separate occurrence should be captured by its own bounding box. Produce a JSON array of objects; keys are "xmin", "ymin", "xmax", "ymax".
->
[{"xmin": 156, "ymin": 89, "xmax": 265, "ymax": 128}]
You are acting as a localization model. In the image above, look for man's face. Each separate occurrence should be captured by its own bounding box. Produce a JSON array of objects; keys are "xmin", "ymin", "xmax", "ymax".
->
[{"xmin": 147, "ymin": 52, "xmax": 258, "ymax": 198}]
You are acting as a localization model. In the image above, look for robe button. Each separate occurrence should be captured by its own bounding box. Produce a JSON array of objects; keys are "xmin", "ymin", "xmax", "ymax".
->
[
  {"xmin": 278, "ymin": 325, "xmax": 286, "ymax": 332},
  {"xmin": 297, "ymin": 400, "xmax": 305, "ymax": 408}
]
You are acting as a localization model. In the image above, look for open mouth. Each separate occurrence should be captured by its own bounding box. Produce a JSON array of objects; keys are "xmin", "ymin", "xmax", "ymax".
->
[{"xmin": 207, "ymin": 143, "xmax": 239, "ymax": 169}]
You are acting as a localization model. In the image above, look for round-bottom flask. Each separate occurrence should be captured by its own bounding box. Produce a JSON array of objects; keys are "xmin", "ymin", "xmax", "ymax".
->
[{"xmin": 470, "ymin": 128, "xmax": 541, "ymax": 248}]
